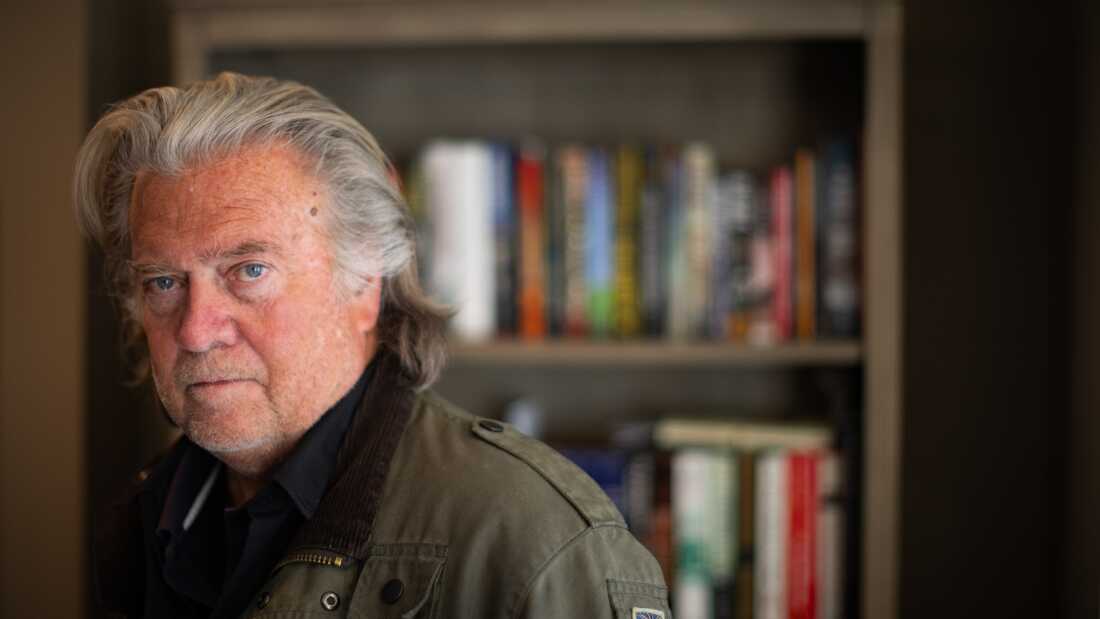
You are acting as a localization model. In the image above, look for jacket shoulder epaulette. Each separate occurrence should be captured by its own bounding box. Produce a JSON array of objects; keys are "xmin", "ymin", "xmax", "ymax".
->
[{"xmin": 417, "ymin": 391, "xmax": 626, "ymax": 529}]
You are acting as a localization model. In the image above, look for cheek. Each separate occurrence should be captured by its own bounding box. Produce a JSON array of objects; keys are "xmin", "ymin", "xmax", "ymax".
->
[{"xmin": 142, "ymin": 314, "xmax": 178, "ymax": 376}]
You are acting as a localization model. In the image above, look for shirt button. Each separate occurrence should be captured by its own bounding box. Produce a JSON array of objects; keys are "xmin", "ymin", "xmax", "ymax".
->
[
  {"xmin": 478, "ymin": 419, "xmax": 504, "ymax": 433},
  {"xmin": 257, "ymin": 592, "xmax": 271, "ymax": 609},
  {"xmin": 381, "ymin": 578, "xmax": 404, "ymax": 604},
  {"xmin": 320, "ymin": 591, "xmax": 340, "ymax": 611}
]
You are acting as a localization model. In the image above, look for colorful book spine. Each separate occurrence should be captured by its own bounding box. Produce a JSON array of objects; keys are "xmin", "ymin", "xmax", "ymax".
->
[
  {"xmin": 639, "ymin": 146, "xmax": 667, "ymax": 337},
  {"xmin": 795, "ymin": 148, "xmax": 817, "ymax": 341},
  {"xmin": 787, "ymin": 452, "xmax": 817, "ymax": 619},
  {"xmin": 771, "ymin": 166, "xmax": 794, "ymax": 342},
  {"xmin": 546, "ymin": 145, "xmax": 565, "ymax": 337},
  {"xmin": 706, "ymin": 450, "xmax": 737, "ymax": 619},
  {"xmin": 615, "ymin": 145, "xmax": 643, "ymax": 337},
  {"xmin": 747, "ymin": 175, "xmax": 778, "ymax": 346},
  {"xmin": 585, "ymin": 148, "xmax": 615, "ymax": 337},
  {"xmin": 726, "ymin": 172, "xmax": 756, "ymax": 342},
  {"xmin": 517, "ymin": 144, "xmax": 547, "ymax": 339},
  {"xmin": 815, "ymin": 452, "xmax": 844, "ymax": 619},
  {"xmin": 673, "ymin": 450, "xmax": 713, "ymax": 619},
  {"xmin": 491, "ymin": 143, "xmax": 517, "ymax": 336},
  {"xmin": 559, "ymin": 145, "xmax": 590, "ymax": 337},
  {"xmin": 734, "ymin": 452, "xmax": 756, "ymax": 619},
  {"xmin": 819, "ymin": 139, "xmax": 861, "ymax": 338},
  {"xmin": 756, "ymin": 451, "xmax": 789, "ymax": 619}
]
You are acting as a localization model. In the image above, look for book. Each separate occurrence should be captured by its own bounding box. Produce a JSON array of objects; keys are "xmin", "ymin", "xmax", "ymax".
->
[
  {"xmin": 667, "ymin": 143, "xmax": 716, "ymax": 339},
  {"xmin": 652, "ymin": 418, "xmax": 832, "ymax": 452},
  {"xmin": 491, "ymin": 143, "xmax": 517, "ymax": 336},
  {"xmin": 422, "ymin": 140, "xmax": 495, "ymax": 341},
  {"xmin": 734, "ymin": 452, "xmax": 756, "ymax": 619},
  {"xmin": 639, "ymin": 147, "xmax": 667, "ymax": 337},
  {"xmin": 673, "ymin": 450, "xmax": 713, "ymax": 619},
  {"xmin": 756, "ymin": 451, "xmax": 789, "ymax": 619},
  {"xmin": 816, "ymin": 452, "xmax": 844, "ymax": 619},
  {"xmin": 706, "ymin": 450, "xmax": 738, "ymax": 619},
  {"xmin": 787, "ymin": 452, "xmax": 817, "ymax": 619},
  {"xmin": 770, "ymin": 165, "xmax": 795, "ymax": 342},
  {"xmin": 794, "ymin": 148, "xmax": 817, "ymax": 340},
  {"xmin": 818, "ymin": 138, "xmax": 861, "ymax": 338},
  {"xmin": 746, "ymin": 174, "xmax": 777, "ymax": 346},
  {"xmin": 615, "ymin": 145, "xmax": 644, "ymax": 338},
  {"xmin": 558, "ymin": 145, "xmax": 590, "ymax": 337},
  {"xmin": 585, "ymin": 147, "xmax": 615, "ymax": 337},
  {"xmin": 517, "ymin": 143, "xmax": 547, "ymax": 339}
]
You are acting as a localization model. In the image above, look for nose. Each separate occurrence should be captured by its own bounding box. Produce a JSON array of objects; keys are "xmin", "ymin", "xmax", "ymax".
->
[{"xmin": 176, "ymin": 278, "xmax": 241, "ymax": 353}]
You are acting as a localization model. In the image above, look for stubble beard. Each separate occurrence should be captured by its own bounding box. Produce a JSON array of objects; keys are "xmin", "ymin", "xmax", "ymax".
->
[{"xmin": 153, "ymin": 358, "xmax": 288, "ymax": 476}]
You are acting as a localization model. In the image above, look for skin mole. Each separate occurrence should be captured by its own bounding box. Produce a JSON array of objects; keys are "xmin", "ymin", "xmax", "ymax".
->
[{"xmin": 310, "ymin": 207, "xmax": 318, "ymax": 216}]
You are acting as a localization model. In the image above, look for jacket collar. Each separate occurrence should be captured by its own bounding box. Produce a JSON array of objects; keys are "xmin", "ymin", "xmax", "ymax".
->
[{"xmin": 286, "ymin": 348, "xmax": 416, "ymax": 559}]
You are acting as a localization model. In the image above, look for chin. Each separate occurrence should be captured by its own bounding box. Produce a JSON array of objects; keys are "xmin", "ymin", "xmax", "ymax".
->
[{"xmin": 178, "ymin": 401, "xmax": 282, "ymax": 459}]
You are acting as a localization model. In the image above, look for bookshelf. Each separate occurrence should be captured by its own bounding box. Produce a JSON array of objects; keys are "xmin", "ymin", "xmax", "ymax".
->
[
  {"xmin": 171, "ymin": 2, "xmax": 902, "ymax": 617},
  {"xmin": 449, "ymin": 341, "xmax": 863, "ymax": 367}
]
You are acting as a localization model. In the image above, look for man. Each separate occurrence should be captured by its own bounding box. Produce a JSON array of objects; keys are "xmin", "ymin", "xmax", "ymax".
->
[{"xmin": 79, "ymin": 73, "xmax": 670, "ymax": 618}]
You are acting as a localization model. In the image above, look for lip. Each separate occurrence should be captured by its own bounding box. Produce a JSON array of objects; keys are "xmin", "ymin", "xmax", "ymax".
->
[{"xmin": 187, "ymin": 378, "xmax": 251, "ymax": 390}]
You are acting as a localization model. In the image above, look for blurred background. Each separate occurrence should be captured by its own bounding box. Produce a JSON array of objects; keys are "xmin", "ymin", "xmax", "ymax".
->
[{"xmin": 0, "ymin": 0, "xmax": 1096, "ymax": 618}]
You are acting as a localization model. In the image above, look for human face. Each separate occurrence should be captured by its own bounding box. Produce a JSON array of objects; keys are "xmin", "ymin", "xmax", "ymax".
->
[{"xmin": 130, "ymin": 144, "xmax": 379, "ymax": 472}]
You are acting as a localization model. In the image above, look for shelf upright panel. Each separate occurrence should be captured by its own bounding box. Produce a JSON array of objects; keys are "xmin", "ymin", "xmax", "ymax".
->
[{"xmin": 863, "ymin": 3, "xmax": 903, "ymax": 619}]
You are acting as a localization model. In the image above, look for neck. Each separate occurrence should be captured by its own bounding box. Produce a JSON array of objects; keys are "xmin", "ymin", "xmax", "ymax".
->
[{"xmin": 225, "ymin": 467, "xmax": 269, "ymax": 508}]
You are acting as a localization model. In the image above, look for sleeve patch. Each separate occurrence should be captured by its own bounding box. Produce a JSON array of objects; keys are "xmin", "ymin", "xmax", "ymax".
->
[{"xmin": 632, "ymin": 608, "xmax": 666, "ymax": 619}]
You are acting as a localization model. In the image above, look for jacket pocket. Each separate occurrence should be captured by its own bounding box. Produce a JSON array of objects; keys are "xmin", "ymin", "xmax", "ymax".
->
[
  {"xmin": 607, "ymin": 579, "xmax": 672, "ymax": 619},
  {"xmin": 242, "ymin": 548, "xmax": 358, "ymax": 618},
  {"xmin": 347, "ymin": 543, "xmax": 447, "ymax": 619}
]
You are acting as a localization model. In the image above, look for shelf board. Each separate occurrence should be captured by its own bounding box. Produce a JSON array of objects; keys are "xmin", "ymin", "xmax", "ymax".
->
[{"xmin": 447, "ymin": 339, "xmax": 862, "ymax": 367}]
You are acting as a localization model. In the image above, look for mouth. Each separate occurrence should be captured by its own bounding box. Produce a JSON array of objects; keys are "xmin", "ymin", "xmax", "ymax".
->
[{"xmin": 186, "ymin": 378, "xmax": 253, "ymax": 391}]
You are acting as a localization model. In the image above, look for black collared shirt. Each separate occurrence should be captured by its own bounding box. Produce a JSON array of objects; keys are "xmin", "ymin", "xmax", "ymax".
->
[{"xmin": 150, "ymin": 363, "xmax": 373, "ymax": 619}]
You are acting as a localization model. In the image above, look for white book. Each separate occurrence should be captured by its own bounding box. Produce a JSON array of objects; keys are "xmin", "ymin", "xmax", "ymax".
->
[
  {"xmin": 668, "ymin": 143, "xmax": 716, "ymax": 339},
  {"xmin": 816, "ymin": 452, "xmax": 844, "ymax": 619},
  {"xmin": 756, "ymin": 451, "xmax": 789, "ymax": 619},
  {"xmin": 672, "ymin": 450, "xmax": 712, "ymax": 619},
  {"xmin": 423, "ymin": 141, "xmax": 495, "ymax": 341}
]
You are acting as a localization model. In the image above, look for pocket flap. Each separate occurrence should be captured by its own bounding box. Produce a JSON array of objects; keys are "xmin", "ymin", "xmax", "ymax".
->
[{"xmin": 348, "ymin": 543, "xmax": 447, "ymax": 619}]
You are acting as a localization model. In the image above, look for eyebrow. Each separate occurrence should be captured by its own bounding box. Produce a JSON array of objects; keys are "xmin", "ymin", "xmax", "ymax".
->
[{"xmin": 129, "ymin": 240, "xmax": 283, "ymax": 275}]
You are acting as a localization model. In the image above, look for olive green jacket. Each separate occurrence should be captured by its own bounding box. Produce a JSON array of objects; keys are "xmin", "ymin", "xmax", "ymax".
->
[{"xmin": 97, "ymin": 352, "xmax": 671, "ymax": 619}]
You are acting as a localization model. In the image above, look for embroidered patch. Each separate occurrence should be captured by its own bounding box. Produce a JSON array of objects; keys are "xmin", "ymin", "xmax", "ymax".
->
[{"xmin": 631, "ymin": 608, "xmax": 666, "ymax": 619}]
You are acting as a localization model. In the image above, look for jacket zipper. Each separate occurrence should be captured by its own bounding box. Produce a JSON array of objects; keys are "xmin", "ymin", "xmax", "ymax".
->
[{"xmin": 273, "ymin": 551, "xmax": 347, "ymax": 572}]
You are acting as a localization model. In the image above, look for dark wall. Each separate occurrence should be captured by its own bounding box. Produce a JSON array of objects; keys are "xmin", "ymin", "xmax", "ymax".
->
[
  {"xmin": 1067, "ymin": 1, "xmax": 1100, "ymax": 617},
  {"xmin": 903, "ymin": 2, "xmax": 1083, "ymax": 618},
  {"xmin": 85, "ymin": 1, "xmax": 173, "ymax": 617}
]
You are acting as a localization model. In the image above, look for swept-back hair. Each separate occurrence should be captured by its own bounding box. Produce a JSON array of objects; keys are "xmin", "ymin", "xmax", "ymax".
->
[{"xmin": 74, "ymin": 72, "xmax": 449, "ymax": 389}]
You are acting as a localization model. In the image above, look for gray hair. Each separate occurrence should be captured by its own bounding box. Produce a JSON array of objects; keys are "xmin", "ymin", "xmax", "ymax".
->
[{"xmin": 74, "ymin": 72, "xmax": 449, "ymax": 390}]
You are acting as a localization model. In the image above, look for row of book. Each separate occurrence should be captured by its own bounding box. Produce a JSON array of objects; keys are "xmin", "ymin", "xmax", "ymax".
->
[
  {"xmin": 558, "ymin": 418, "xmax": 849, "ymax": 619},
  {"xmin": 405, "ymin": 138, "xmax": 861, "ymax": 344}
]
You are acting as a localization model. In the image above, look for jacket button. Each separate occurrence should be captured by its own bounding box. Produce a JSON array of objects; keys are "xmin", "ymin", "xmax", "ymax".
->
[
  {"xmin": 478, "ymin": 419, "xmax": 504, "ymax": 433},
  {"xmin": 257, "ymin": 592, "xmax": 271, "ymax": 609},
  {"xmin": 381, "ymin": 578, "xmax": 404, "ymax": 604},
  {"xmin": 320, "ymin": 591, "xmax": 340, "ymax": 611}
]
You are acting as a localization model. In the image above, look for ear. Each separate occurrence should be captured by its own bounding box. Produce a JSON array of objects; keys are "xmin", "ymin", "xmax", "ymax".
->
[{"xmin": 349, "ymin": 276, "xmax": 383, "ymax": 335}]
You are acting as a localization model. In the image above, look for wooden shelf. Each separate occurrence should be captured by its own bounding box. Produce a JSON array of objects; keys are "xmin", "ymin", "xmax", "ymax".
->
[{"xmin": 448, "ymin": 339, "xmax": 862, "ymax": 367}]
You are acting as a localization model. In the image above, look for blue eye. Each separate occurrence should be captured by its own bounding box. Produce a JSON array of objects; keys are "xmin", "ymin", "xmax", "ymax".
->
[
  {"xmin": 153, "ymin": 276, "xmax": 175, "ymax": 291},
  {"xmin": 241, "ymin": 263, "xmax": 267, "ymax": 280}
]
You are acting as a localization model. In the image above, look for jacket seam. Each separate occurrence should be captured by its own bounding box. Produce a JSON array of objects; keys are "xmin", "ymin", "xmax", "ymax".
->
[{"xmin": 508, "ymin": 526, "xmax": 600, "ymax": 619}]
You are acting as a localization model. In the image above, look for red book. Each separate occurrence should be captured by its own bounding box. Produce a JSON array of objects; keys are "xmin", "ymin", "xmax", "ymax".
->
[
  {"xmin": 771, "ymin": 166, "xmax": 794, "ymax": 341},
  {"xmin": 787, "ymin": 452, "xmax": 817, "ymax": 619},
  {"xmin": 517, "ymin": 147, "xmax": 546, "ymax": 339}
]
